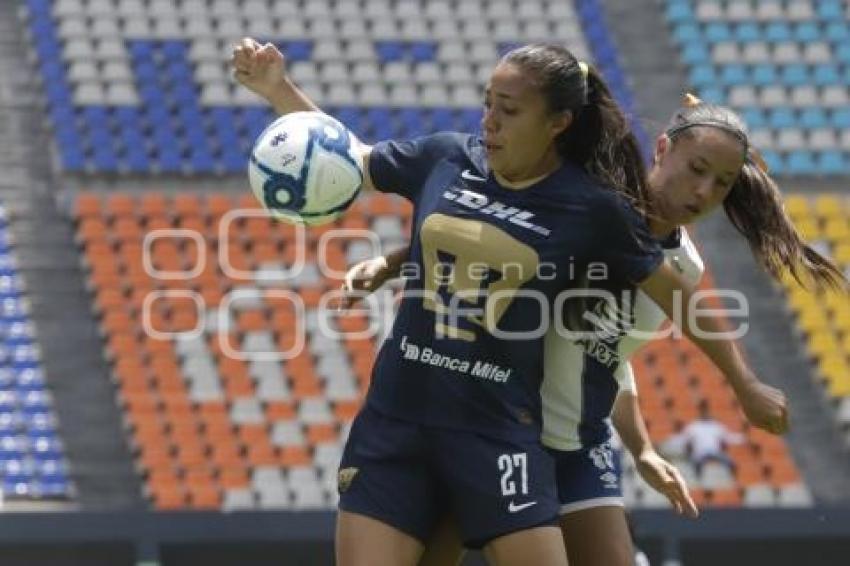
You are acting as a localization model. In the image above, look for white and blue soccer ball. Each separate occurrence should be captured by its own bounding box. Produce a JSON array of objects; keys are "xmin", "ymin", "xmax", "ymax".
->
[{"xmin": 248, "ymin": 111, "xmax": 364, "ymax": 225}]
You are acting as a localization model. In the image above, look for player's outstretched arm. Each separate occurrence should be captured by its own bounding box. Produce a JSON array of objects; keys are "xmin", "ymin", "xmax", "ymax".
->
[
  {"xmin": 231, "ymin": 37, "xmax": 318, "ymax": 115},
  {"xmin": 638, "ymin": 261, "xmax": 789, "ymax": 435},
  {"xmin": 231, "ymin": 37, "xmax": 377, "ymax": 191},
  {"xmin": 612, "ymin": 389, "xmax": 698, "ymax": 518}
]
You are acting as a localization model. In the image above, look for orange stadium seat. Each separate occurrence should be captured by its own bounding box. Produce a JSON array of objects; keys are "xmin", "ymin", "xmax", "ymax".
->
[{"xmin": 74, "ymin": 191, "xmax": 810, "ymax": 510}]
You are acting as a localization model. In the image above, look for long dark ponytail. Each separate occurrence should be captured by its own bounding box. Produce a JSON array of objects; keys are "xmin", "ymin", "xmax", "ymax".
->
[{"xmin": 502, "ymin": 44, "xmax": 652, "ymax": 215}]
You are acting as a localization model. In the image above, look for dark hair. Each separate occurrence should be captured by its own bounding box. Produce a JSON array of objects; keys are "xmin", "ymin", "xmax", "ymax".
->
[
  {"xmin": 665, "ymin": 103, "xmax": 846, "ymax": 289},
  {"xmin": 502, "ymin": 44, "xmax": 652, "ymax": 215}
]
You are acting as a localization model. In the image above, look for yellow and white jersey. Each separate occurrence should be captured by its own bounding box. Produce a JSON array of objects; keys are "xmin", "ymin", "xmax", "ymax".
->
[{"xmin": 540, "ymin": 228, "xmax": 704, "ymax": 451}]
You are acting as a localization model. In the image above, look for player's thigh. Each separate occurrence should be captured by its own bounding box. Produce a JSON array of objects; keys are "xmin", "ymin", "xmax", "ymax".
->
[
  {"xmin": 336, "ymin": 510, "xmax": 424, "ymax": 566},
  {"xmin": 419, "ymin": 514, "xmax": 466, "ymax": 566},
  {"xmin": 433, "ymin": 429, "xmax": 562, "ymax": 552},
  {"xmin": 336, "ymin": 406, "xmax": 441, "ymax": 563},
  {"xmin": 559, "ymin": 506, "xmax": 633, "ymax": 566},
  {"xmin": 483, "ymin": 524, "xmax": 568, "ymax": 566}
]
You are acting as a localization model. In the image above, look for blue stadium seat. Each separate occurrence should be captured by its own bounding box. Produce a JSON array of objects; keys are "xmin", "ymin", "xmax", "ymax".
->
[
  {"xmin": 818, "ymin": 1, "xmax": 844, "ymax": 21},
  {"xmin": 764, "ymin": 23, "xmax": 792, "ymax": 43},
  {"xmin": 671, "ymin": 23, "xmax": 701, "ymax": 44},
  {"xmin": 785, "ymin": 150, "xmax": 817, "ymax": 175},
  {"xmin": 221, "ymin": 150, "xmax": 246, "ymax": 174},
  {"xmin": 720, "ymin": 64, "xmax": 748, "ymax": 86},
  {"xmin": 410, "ymin": 42, "xmax": 436, "ymax": 62},
  {"xmin": 60, "ymin": 148, "xmax": 86, "ymax": 171},
  {"xmin": 282, "ymin": 40, "xmax": 312, "ymax": 61},
  {"xmin": 664, "ymin": 2, "xmax": 693, "ymax": 23},
  {"xmin": 831, "ymin": 108, "xmax": 850, "ymax": 128},
  {"xmin": 697, "ymin": 86, "xmax": 725, "ymax": 104},
  {"xmin": 162, "ymin": 40, "xmax": 188, "ymax": 59},
  {"xmin": 835, "ymin": 44, "xmax": 850, "ymax": 65},
  {"xmin": 680, "ymin": 44, "xmax": 709, "ymax": 65},
  {"xmin": 741, "ymin": 108, "xmax": 766, "ymax": 129},
  {"xmin": 768, "ymin": 108, "xmax": 797, "ymax": 129},
  {"xmin": 91, "ymin": 148, "xmax": 119, "ymax": 171},
  {"xmin": 24, "ymin": 412, "xmax": 56, "ymax": 433},
  {"xmin": 794, "ymin": 23, "xmax": 821, "ymax": 43},
  {"xmin": 823, "ymin": 22, "xmax": 849, "ymax": 42},
  {"xmin": 817, "ymin": 150, "xmax": 846, "ymax": 174},
  {"xmin": 431, "ymin": 108, "xmax": 455, "ymax": 131},
  {"xmin": 26, "ymin": 0, "xmax": 51, "ymax": 12},
  {"xmin": 780, "ymin": 64, "xmax": 809, "ymax": 87},
  {"xmin": 32, "ymin": 437, "xmax": 64, "ymax": 460},
  {"xmin": 800, "ymin": 108, "xmax": 828, "ymax": 129},
  {"xmin": 376, "ymin": 41, "xmax": 405, "ymax": 62},
  {"xmin": 127, "ymin": 41, "xmax": 155, "ymax": 61},
  {"xmin": 704, "ymin": 23, "xmax": 732, "ymax": 43},
  {"xmin": 813, "ymin": 65, "xmax": 841, "ymax": 86},
  {"xmin": 751, "ymin": 64, "xmax": 777, "ymax": 87},
  {"xmin": 734, "ymin": 23, "xmax": 761, "ymax": 43},
  {"xmin": 458, "ymin": 109, "xmax": 482, "ymax": 133},
  {"xmin": 688, "ymin": 65, "xmax": 718, "ymax": 88}
]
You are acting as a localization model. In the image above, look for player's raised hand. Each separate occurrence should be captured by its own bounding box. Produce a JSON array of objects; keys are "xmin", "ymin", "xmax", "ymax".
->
[
  {"xmin": 636, "ymin": 450, "xmax": 699, "ymax": 518},
  {"xmin": 738, "ymin": 380, "xmax": 789, "ymax": 435},
  {"xmin": 231, "ymin": 37, "xmax": 287, "ymax": 99}
]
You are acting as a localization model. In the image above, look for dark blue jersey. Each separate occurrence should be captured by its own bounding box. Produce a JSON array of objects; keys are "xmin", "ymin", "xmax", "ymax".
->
[{"xmin": 365, "ymin": 133, "xmax": 662, "ymax": 441}]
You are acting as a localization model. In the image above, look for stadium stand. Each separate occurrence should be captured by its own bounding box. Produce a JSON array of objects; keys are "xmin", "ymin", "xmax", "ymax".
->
[
  {"xmin": 781, "ymin": 194, "xmax": 850, "ymax": 446},
  {"xmin": 73, "ymin": 191, "xmax": 810, "ymax": 509},
  {"xmin": 22, "ymin": 0, "xmax": 597, "ymax": 173},
  {"xmin": 0, "ymin": 203, "xmax": 73, "ymax": 503},
  {"xmin": 664, "ymin": 0, "xmax": 850, "ymax": 175},
  {"xmin": 12, "ymin": 0, "xmax": 820, "ymax": 513}
]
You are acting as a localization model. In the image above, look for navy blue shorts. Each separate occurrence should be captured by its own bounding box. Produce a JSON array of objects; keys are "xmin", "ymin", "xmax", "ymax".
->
[
  {"xmin": 549, "ymin": 441, "xmax": 624, "ymax": 515},
  {"xmin": 337, "ymin": 405, "xmax": 560, "ymax": 548}
]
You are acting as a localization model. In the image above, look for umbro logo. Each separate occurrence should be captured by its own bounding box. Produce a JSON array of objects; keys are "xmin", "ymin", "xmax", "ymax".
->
[
  {"xmin": 508, "ymin": 500, "xmax": 538, "ymax": 513},
  {"xmin": 460, "ymin": 169, "xmax": 487, "ymax": 183}
]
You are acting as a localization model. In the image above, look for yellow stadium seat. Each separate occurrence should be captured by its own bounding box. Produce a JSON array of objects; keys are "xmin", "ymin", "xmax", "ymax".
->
[
  {"xmin": 832, "ymin": 243, "xmax": 850, "ymax": 267},
  {"xmin": 814, "ymin": 194, "xmax": 844, "ymax": 219},
  {"xmin": 832, "ymin": 309, "xmax": 850, "ymax": 334},
  {"xmin": 826, "ymin": 375, "xmax": 850, "ymax": 398},
  {"xmin": 823, "ymin": 219, "xmax": 850, "ymax": 243},
  {"xmin": 818, "ymin": 353, "xmax": 849, "ymax": 379},
  {"xmin": 797, "ymin": 308, "xmax": 832, "ymax": 334},
  {"xmin": 807, "ymin": 330, "xmax": 841, "ymax": 358},
  {"xmin": 783, "ymin": 195, "xmax": 810, "ymax": 220},
  {"xmin": 793, "ymin": 219, "xmax": 821, "ymax": 241},
  {"xmin": 786, "ymin": 287, "xmax": 818, "ymax": 313}
]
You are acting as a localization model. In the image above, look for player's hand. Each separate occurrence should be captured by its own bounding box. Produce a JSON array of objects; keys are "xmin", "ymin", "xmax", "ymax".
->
[
  {"xmin": 231, "ymin": 37, "xmax": 288, "ymax": 100},
  {"xmin": 636, "ymin": 450, "xmax": 698, "ymax": 518},
  {"xmin": 737, "ymin": 380, "xmax": 789, "ymax": 435},
  {"xmin": 337, "ymin": 256, "xmax": 393, "ymax": 310}
]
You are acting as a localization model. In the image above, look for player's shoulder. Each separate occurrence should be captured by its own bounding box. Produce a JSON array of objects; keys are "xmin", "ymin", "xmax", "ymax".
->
[
  {"xmin": 417, "ymin": 131, "xmax": 480, "ymax": 157},
  {"xmin": 662, "ymin": 228, "xmax": 705, "ymax": 282}
]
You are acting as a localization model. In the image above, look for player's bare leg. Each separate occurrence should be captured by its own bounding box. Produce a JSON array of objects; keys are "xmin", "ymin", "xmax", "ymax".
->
[
  {"xmin": 482, "ymin": 525, "xmax": 568, "ymax": 566},
  {"xmin": 560, "ymin": 506, "xmax": 633, "ymax": 566},
  {"xmin": 336, "ymin": 510, "xmax": 424, "ymax": 566}
]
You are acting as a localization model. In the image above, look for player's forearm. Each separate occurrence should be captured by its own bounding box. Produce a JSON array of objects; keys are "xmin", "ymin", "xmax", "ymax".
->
[
  {"xmin": 612, "ymin": 392, "xmax": 653, "ymax": 458},
  {"xmin": 640, "ymin": 263, "xmax": 758, "ymax": 395},
  {"xmin": 266, "ymin": 77, "xmax": 320, "ymax": 116},
  {"xmin": 384, "ymin": 246, "xmax": 410, "ymax": 278}
]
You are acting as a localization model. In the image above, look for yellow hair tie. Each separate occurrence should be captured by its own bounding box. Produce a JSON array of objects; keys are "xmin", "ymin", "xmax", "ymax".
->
[
  {"xmin": 683, "ymin": 92, "xmax": 702, "ymax": 107},
  {"xmin": 578, "ymin": 61, "xmax": 589, "ymax": 79}
]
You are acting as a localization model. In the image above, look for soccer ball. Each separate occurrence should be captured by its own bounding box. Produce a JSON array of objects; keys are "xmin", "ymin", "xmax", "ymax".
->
[{"xmin": 248, "ymin": 111, "xmax": 364, "ymax": 225}]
